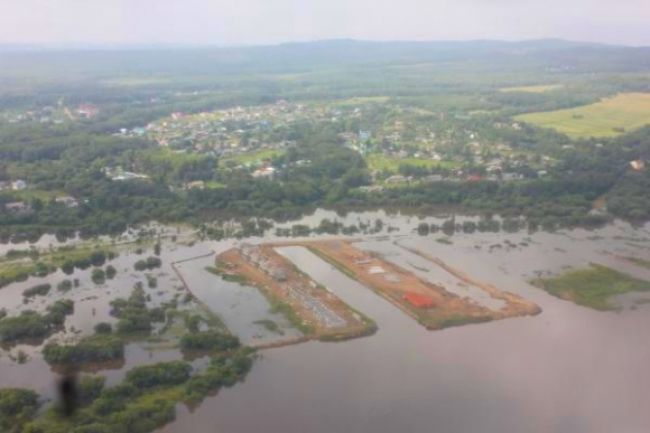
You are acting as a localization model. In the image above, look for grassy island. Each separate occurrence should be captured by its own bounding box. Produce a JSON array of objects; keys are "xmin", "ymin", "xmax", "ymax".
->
[{"xmin": 531, "ymin": 264, "xmax": 650, "ymax": 310}]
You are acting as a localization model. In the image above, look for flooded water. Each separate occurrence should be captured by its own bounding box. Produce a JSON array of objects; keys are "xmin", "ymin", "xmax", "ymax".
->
[
  {"xmin": 3, "ymin": 213, "xmax": 650, "ymax": 432},
  {"xmin": 161, "ymin": 217, "xmax": 650, "ymax": 433},
  {"xmin": 174, "ymin": 249, "xmax": 302, "ymax": 345},
  {"xmin": 358, "ymin": 239, "xmax": 507, "ymax": 310},
  {"xmin": 0, "ymin": 231, "xmax": 216, "ymax": 400}
]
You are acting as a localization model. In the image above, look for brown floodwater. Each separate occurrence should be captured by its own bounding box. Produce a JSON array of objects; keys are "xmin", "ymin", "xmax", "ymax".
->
[
  {"xmin": 0, "ymin": 225, "xmax": 220, "ymax": 400},
  {"xmin": 160, "ymin": 217, "xmax": 650, "ymax": 433},
  {"xmin": 3, "ymin": 214, "xmax": 650, "ymax": 433}
]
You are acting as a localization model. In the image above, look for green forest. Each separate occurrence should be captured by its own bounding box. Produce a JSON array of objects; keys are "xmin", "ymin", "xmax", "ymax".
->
[{"xmin": 0, "ymin": 40, "xmax": 649, "ymax": 243}]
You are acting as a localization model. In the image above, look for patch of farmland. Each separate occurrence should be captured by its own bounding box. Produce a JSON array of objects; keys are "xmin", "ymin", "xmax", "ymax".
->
[{"xmin": 515, "ymin": 92, "xmax": 650, "ymax": 139}]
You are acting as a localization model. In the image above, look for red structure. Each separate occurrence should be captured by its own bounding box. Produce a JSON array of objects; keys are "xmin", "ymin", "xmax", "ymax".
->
[{"xmin": 403, "ymin": 292, "xmax": 436, "ymax": 308}]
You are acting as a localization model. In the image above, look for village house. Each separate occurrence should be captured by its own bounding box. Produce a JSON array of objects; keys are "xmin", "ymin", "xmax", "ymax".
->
[
  {"xmin": 423, "ymin": 174, "xmax": 444, "ymax": 183},
  {"xmin": 358, "ymin": 185, "xmax": 385, "ymax": 193},
  {"xmin": 630, "ymin": 159, "xmax": 646, "ymax": 171},
  {"xmin": 385, "ymin": 175, "xmax": 409, "ymax": 184},
  {"xmin": 501, "ymin": 172, "xmax": 523, "ymax": 181},
  {"xmin": 252, "ymin": 167, "xmax": 276, "ymax": 178},
  {"xmin": 77, "ymin": 104, "xmax": 99, "ymax": 118},
  {"xmin": 103, "ymin": 167, "xmax": 150, "ymax": 181},
  {"xmin": 11, "ymin": 180, "xmax": 27, "ymax": 190},
  {"xmin": 5, "ymin": 201, "xmax": 31, "ymax": 213},
  {"xmin": 55, "ymin": 196, "xmax": 79, "ymax": 207},
  {"xmin": 184, "ymin": 181, "xmax": 206, "ymax": 190}
]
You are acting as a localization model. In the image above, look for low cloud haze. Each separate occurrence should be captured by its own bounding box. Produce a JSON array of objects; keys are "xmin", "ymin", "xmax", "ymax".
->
[{"xmin": 1, "ymin": 0, "xmax": 649, "ymax": 46}]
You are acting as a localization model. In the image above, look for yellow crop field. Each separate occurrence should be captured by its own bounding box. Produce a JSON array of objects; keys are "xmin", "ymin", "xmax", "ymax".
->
[{"xmin": 515, "ymin": 93, "xmax": 650, "ymax": 139}]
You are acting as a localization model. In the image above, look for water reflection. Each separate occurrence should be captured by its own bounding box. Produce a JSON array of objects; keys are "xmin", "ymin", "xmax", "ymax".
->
[
  {"xmin": 161, "ymin": 218, "xmax": 650, "ymax": 433},
  {"xmin": 2, "ymin": 214, "xmax": 650, "ymax": 432}
]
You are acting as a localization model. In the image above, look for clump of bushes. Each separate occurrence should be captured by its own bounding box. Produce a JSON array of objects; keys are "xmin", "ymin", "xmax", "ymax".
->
[
  {"xmin": 77, "ymin": 376, "xmax": 106, "ymax": 407},
  {"xmin": 42, "ymin": 334, "xmax": 124, "ymax": 366},
  {"xmin": 60, "ymin": 250, "xmax": 116, "ymax": 275},
  {"xmin": 134, "ymin": 256, "xmax": 162, "ymax": 271},
  {"xmin": 22, "ymin": 283, "xmax": 51, "ymax": 298},
  {"xmin": 94, "ymin": 322, "xmax": 113, "ymax": 335},
  {"xmin": 91, "ymin": 268, "xmax": 106, "ymax": 285},
  {"xmin": 109, "ymin": 286, "xmax": 165, "ymax": 335},
  {"xmin": 0, "ymin": 300, "xmax": 74, "ymax": 343},
  {"xmin": 105, "ymin": 265, "xmax": 117, "ymax": 280},
  {"xmin": 46, "ymin": 299, "xmax": 74, "ymax": 325},
  {"xmin": 184, "ymin": 348, "xmax": 254, "ymax": 402},
  {"xmin": 56, "ymin": 279, "xmax": 73, "ymax": 292},
  {"xmin": 180, "ymin": 330, "xmax": 239, "ymax": 352},
  {"xmin": 184, "ymin": 315, "xmax": 202, "ymax": 333},
  {"xmin": 125, "ymin": 361, "xmax": 192, "ymax": 389},
  {"xmin": 0, "ymin": 388, "xmax": 40, "ymax": 432},
  {"xmin": 0, "ymin": 312, "xmax": 51, "ymax": 342}
]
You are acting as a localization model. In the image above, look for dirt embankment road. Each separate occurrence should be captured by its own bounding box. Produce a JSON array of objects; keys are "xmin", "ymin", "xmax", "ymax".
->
[
  {"xmin": 217, "ymin": 246, "xmax": 375, "ymax": 343},
  {"xmin": 395, "ymin": 242, "xmax": 541, "ymax": 317},
  {"xmin": 287, "ymin": 239, "xmax": 540, "ymax": 330}
]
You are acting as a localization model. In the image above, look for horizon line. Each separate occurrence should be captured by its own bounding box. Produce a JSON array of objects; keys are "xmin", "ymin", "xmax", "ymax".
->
[{"xmin": 0, "ymin": 37, "xmax": 646, "ymax": 52}]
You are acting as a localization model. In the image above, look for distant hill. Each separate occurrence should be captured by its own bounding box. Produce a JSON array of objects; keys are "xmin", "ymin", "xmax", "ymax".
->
[{"xmin": 0, "ymin": 39, "xmax": 648, "ymax": 78}]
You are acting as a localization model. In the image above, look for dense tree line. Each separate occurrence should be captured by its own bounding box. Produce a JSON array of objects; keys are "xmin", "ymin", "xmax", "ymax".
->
[
  {"xmin": 20, "ymin": 349, "xmax": 255, "ymax": 433},
  {"xmin": 180, "ymin": 330, "xmax": 240, "ymax": 352},
  {"xmin": 42, "ymin": 334, "xmax": 124, "ymax": 366}
]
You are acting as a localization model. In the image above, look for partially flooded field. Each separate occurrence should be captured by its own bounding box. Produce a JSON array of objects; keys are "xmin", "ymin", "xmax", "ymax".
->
[
  {"xmin": 0, "ymin": 225, "xmax": 232, "ymax": 403},
  {"xmin": 173, "ymin": 251, "xmax": 303, "ymax": 346},
  {"xmin": 216, "ymin": 244, "xmax": 375, "ymax": 343}
]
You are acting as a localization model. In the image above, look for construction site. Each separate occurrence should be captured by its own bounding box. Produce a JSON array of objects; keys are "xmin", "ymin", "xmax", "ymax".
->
[
  {"xmin": 216, "ymin": 243, "xmax": 376, "ymax": 342},
  {"xmin": 289, "ymin": 239, "xmax": 541, "ymax": 330},
  {"xmin": 216, "ymin": 239, "xmax": 541, "ymax": 336}
]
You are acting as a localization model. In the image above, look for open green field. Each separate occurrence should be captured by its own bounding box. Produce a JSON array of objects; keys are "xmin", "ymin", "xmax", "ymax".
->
[
  {"xmin": 204, "ymin": 181, "xmax": 226, "ymax": 189},
  {"xmin": 501, "ymin": 84, "xmax": 563, "ymax": 93},
  {"xmin": 4, "ymin": 189, "xmax": 66, "ymax": 201},
  {"xmin": 142, "ymin": 148, "xmax": 210, "ymax": 168},
  {"xmin": 335, "ymin": 96, "xmax": 391, "ymax": 106},
  {"xmin": 515, "ymin": 92, "xmax": 650, "ymax": 139},
  {"xmin": 531, "ymin": 263, "xmax": 650, "ymax": 310},
  {"xmin": 220, "ymin": 149, "xmax": 283, "ymax": 167},
  {"xmin": 366, "ymin": 153, "xmax": 458, "ymax": 173}
]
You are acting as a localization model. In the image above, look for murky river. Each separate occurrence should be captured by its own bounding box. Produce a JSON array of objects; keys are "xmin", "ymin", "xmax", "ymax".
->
[{"xmin": 3, "ymin": 213, "xmax": 650, "ymax": 432}]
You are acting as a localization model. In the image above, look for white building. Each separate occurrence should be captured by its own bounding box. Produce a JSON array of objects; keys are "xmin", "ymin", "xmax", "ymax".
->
[
  {"xmin": 11, "ymin": 180, "xmax": 26, "ymax": 190},
  {"xmin": 252, "ymin": 167, "xmax": 276, "ymax": 178}
]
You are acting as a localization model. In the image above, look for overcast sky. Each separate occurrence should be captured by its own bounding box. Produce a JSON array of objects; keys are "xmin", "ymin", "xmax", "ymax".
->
[{"xmin": 1, "ymin": 0, "xmax": 649, "ymax": 46}]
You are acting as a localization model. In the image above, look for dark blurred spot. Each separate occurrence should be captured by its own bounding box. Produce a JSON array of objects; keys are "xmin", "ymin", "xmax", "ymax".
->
[{"xmin": 58, "ymin": 373, "xmax": 78, "ymax": 417}]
